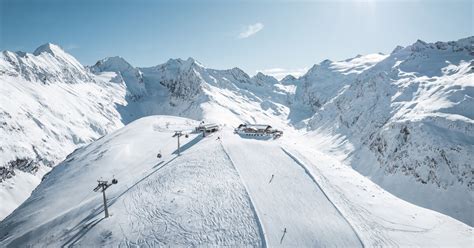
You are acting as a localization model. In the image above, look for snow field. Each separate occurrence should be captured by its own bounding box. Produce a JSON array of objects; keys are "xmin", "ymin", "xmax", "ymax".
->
[
  {"xmin": 0, "ymin": 74, "xmax": 126, "ymax": 220},
  {"xmin": 281, "ymin": 131, "xmax": 474, "ymax": 247},
  {"xmin": 221, "ymin": 130, "xmax": 363, "ymax": 247},
  {"xmin": 0, "ymin": 116, "xmax": 262, "ymax": 247}
]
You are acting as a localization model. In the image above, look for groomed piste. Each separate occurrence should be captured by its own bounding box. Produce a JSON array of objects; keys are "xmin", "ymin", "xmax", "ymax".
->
[{"xmin": 0, "ymin": 116, "xmax": 471, "ymax": 247}]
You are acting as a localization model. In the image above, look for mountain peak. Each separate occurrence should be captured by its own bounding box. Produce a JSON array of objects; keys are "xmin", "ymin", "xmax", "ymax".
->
[
  {"xmin": 254, "ymin": 72, "xmax": 266, "ymax": 77},
  {"xmin": 252, "ymin": 72, "xmax": 278, "ymax": 85},
  {"xmin": 408, "ymin": 39, "xmax": 431, "ymax": 52},
  {"xmin": 253, "ymin": 71, "xmax": 276, "ymax": 81},
  {"xmin": 306, "ymin": 59, "xmax": 333, "ymax": 75},
  {"xmin": 33, "ymin": 43, "xmax": 65, "ymax": 56},
  {"xmin": 391, "ymin": 45, "xmax": 404, "ymax": 54},
  {"xmin": 0, "ymin": 42, "xmax": 90, "ymax": 83},
  {"xmin": 229, "ymin": 67, "xmax": 249, "ymax": 77},
  {"xmin": 94, "ymin": 56, "xmax": 133, "ymax": 70},
  {"xmin": 281, "ymin": 74, "xmax": 297, "ymax": 82},
  {"xmin": 106, "ymin": 55, "xmax": 128, "ymax": 63},
  {"xmin": 163, "ymin": 57, "xmax": 204, "ymax": 70},
  {"xmin": 321, "ymin": 59, "xmax": 333, "ymax": 64},
  {"xmin": 185, "ymin": 57, "xmax": 204, "ymax": 68},
  {"xmin": 414, "ymin": 39, "xmax": 427, "ymax": 45}
]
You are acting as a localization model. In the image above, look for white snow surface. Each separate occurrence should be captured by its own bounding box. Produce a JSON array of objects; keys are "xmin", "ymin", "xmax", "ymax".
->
[
  {"xmin": 0, "ymin": 116, "xmax": 263, "ymax": 247},
  {"xmin": 0, "ymin": 43, "xmax": 92, "ymax": 84},
  {"xmin": 0, "ymin": 37, "xmax": 473, "ymax": 245},
  {"xmin": 0, "ymin": 70, "xmax": 126, "ymax": 219},
  {"xmin": 0, "ymin": 116, "xmax": 471, "ymax": 247},
  {"xmin": 306, "ymin": 37, "xmax": 474, "ymax": 225}
]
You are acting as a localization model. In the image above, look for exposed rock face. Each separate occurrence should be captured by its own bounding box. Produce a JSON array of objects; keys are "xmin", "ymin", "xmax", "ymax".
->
[
  {"xmin": 91, "ymin": 56, "xmax": 146, "ymax": 100},
  {"xmin": 303, "ymin": 37, "xmax": 474, "ymax": 224},
  {"xmin": 0, "ymin": 43, "xmax": 93, "ymax": 84}
]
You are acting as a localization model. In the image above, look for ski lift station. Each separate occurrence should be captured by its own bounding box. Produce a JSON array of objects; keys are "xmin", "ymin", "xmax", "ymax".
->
[
  {"xmin": 234, "ymin": 124, "xmax": 283, "ymax": 139},
  {"xmin": 195, "ymin": 123, "xmax": 219, "ymax": 134}
]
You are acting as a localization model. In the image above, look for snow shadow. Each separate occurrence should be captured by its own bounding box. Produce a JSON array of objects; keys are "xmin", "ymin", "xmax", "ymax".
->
[
  {"xmin": 61, "ymin": 216, "xmax": 105, "ymax": 247},
  {"xmin": 287, "ymin": 105, "xmax": 314, "ymax": 125},
  {"xmin": 153, "ymin": 160, "xmax": 164, "ymax": 168},
  {"xmin": 172, "ymin": 134, "xmax": 203, "ymax": 155},
  {"xmin": 57, "ymin": 199, "xmax": 109, "ymax": 247},
  {"xmin": 114, "ymin": 101, "xmax": 140, "ymax": 125},
  {"xmin": 108, "ymin": 156, "xmax": 180, "ymax": 208},
  {"xmin": 58, "ymin": 156, "xmax": 181, "ymax": 246}
]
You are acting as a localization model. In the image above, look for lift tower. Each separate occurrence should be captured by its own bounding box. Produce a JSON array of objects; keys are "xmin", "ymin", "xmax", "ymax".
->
[
  {"xmin": 93, "ymin": 178, "xmax": 118, "ymax": 218},
  {"xmin": 173, "ymin": 131, "xmax": 184, "ymax": 155}
]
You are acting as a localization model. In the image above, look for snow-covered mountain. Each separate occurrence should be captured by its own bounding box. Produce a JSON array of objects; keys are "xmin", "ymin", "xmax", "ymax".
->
[
  {"xmin": 0, "ymin": 45, "xmax": 291, "ymax": 220},
  {"xmin": 0, "ymin": 36, "xmax": 473, "ymax": 233},
  {"xmin": 90, "ymin": 56, "xmax": 146, "ymax": 100},
  {"xmin": 294, "ymin": 54, "xmax": 388, "ymax": 111},
  {"xmin": 303, "ymin": 37, "xmax": 474, "ymax": 224},
  {"xmin": 0, "ymin": 43, "xmax": 93, "ymax": 84},
  {"xmin": 0, "ymin": 116, "xmax": 471, "ymax": 247},
  {"xmin": 92, "ymin": 56, "xmax": 290, "ymax": 125},
  {"xmin": 0, "ymin": 45, "xmax": 128, "ymax": 219}
]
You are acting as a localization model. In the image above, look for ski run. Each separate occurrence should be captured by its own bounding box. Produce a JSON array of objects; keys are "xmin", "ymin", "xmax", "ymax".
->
[
  {"xmin": 0, "ymin": 116, "xmax": 471, "ymax": 247},
  {"xmin": 1, "ymin": 36, "xmax": 473, "ymax": 246}
]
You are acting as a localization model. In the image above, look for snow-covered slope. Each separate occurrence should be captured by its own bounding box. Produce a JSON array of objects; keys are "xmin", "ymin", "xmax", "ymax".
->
[
  {"xmin": 0, "ymin": 45, "xmax": 128, "ymax": 219},
  {"xmin": 93, "ymin": 56, "xmax": 290, "ymax": 126},
  {"xmin": 0, "ymin": 45, "xmax": 291, "ymax": 220},
  {"xmin": 282, "ymin": 53, "xmax": 388, "ymax": 124},
  {"xmin": 304, "ymin": 37, "xmax": 474, "ymax": 225},
  {"xmin": 0, "ymin": 116, "xmax": 471, "ymax": 247},
  {"xmin": 0, "ymin": 116, "xmax": 263, "ymax": 247},
  {"xmin": 0, "ymin": 43, "xmax": 93, "ymax": 84},
  {"xmin": 1, "ymin": 36, "xmax": 473, "ymax": 231},
  {"xmin": 293, "ymin": 54, "xmax": 388, "ymax": 112},
  {"xmin": 90, "ymin": 56, "xmax": 146, "ymax": 99}
]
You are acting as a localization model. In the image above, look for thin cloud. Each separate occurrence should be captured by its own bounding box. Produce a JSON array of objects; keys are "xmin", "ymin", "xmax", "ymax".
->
[
  {"xmin": 238, "ymin": 23, "xmax": 264, "ymax": 39},
  {"xmin": 257, "ymin": 67, "xmax": 308, "ymax": 80}
]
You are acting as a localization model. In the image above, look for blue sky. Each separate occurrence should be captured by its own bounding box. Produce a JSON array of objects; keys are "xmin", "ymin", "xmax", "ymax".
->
[{"xmin": 1, "ymin": 0, "xmax": 472, "ymax": 78}]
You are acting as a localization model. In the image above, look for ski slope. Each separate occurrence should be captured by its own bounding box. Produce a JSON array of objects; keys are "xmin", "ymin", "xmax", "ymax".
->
[
  {"xmin": 2, "ymin": 37, "xmax": 473, "ymax": 227},
  {"xmin": 0, "ymin": 116, "xmax": 472, "ymax": 247},
  {"xmin": 0, "ymin": 116, "xmax": 262, "ymax": 247},
  {"xmin": 280, "ymin": 131, "xmax": 474, "ymax": 247},
  {"xmin": 221, "ymin": 132, "xmax": 363, "ymax": 247}
]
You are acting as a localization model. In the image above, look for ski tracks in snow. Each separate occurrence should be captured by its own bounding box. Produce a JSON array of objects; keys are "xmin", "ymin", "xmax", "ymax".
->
[
  {"xmin": 221, "ymin": 134, "xmax": 363, "ymax": 247},
  {"xmin": 116, "ymin": 137, "xmax": 262, "ymax": 247},
  {"xmin": 220, "ymin": 142, "xmax": 268, "ymax": 248},
  {"xmin": 281, "ymin": 146, "xmax": 463, "ymax": 247},
  {"xmin": 280, "ymin": 147, "xmax": 365, "ymax": 247}
]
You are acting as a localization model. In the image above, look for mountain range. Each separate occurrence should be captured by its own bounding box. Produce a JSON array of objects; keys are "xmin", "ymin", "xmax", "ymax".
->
[{"xmin": 0, "ymin": 36, "xmax": 472, "ymax": 231}]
